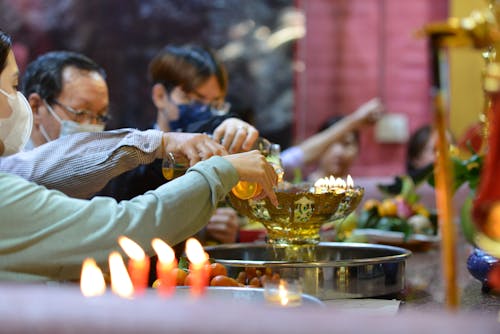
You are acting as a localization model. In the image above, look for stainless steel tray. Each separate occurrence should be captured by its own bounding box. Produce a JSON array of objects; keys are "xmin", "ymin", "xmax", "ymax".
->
[{"xmin": 205, "ymin": 242, "xmax": 411, "ymax": 300}]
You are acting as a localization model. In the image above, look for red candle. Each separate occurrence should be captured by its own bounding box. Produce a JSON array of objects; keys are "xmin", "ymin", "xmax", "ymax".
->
[
  {"xmin": 185, "ymin": 238, "xmax": 209, "ymax": 297},
  {"xmin": 118, "ymin": 236, "xmax": 150, "ymax": 295},
  {"xmin": 151, "ymin": 238, "xmax": 177, "ymax": 297}
]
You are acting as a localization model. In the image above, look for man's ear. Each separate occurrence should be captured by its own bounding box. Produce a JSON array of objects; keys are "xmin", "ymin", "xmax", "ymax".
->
[
  {"xmin": 151, "ymin": 83, "xmax": 168, "ymax": 109},
  {"xmin": 28, "ymin": 93, "xmax": 43, "ymax": 126}
]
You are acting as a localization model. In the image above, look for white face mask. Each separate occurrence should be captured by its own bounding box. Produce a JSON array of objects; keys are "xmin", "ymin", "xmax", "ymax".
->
[
  {"xmin": 41, "ymin": 100, "xmax": 105, "ymax": 142},
  {"xmin": 0, "ymin": 89, "xmax": 33, "ymax": 156}
]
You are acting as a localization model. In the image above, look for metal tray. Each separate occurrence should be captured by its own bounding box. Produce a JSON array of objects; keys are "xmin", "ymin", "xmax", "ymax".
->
[{"xmin": 205, "ymin": 242, "xmax": 411, "ymax": 300}]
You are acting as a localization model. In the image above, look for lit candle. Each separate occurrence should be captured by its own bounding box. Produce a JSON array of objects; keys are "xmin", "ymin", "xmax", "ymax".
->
[
  {"xmin": 313, "ymin": 177, "xmax": 328, "ymax": 194},
  {"xmin": 346, "ymin": 175, "xmax": 354, "ymax": 189},
  {"xmin": 80, "ymin": 258, "xmax": 106, "ymax": 297},
  {"xmin": 109, "ymin": 251, "xmax": 134, "ymax": 299},
  {"xmin": 263, "ymin": 279, "xmax": 302, "ymax": 307},
  {"xmin": 185, "ymin": 238, "xmax": 209, "ymax": 297},
  {"xmin": 151, "ymin": 238, "xmax": 177, "ymax": 297},
  {"xmin": 118, "ymin": 236, "xmax": 150, "ymax": 295},
  {"xmin": 334, "ymin": 177, "xmax": 346, "ymax": 194}
]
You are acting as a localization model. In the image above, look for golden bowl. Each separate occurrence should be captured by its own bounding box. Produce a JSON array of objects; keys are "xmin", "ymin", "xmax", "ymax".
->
[{"xmin": 228, "ymin": 183, "xmax": 364, "ymax": 245}]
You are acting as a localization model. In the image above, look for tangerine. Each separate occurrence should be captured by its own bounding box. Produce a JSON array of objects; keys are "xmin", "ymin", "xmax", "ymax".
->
[{"xmin": 377, "ymin": 199, "xmax": 398, "ymax": 217}]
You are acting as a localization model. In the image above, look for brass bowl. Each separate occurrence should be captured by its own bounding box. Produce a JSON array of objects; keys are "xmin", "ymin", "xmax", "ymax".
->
[{"xmin": 228, "ymin": 183, "xmax": 364, "ymax": 245}]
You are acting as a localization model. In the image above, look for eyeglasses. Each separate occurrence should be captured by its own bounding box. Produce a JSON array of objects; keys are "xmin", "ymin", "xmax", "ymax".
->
[{"xmin": 52, "ymin": 99, "xmax": 110, "ymax": 124}]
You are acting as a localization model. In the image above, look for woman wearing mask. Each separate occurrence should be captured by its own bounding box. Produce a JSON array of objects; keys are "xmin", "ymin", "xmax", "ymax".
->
[
  {"xmin": 0, "ymin": 31, "xmax": 278, "ymax": 282},
  {"xmin": 0, "ymin": 31, "xmax": 32, "ymax": 156}
]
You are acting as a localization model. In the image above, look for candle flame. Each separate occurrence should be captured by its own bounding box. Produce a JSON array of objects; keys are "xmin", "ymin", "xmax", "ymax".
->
[
  {"xmin": 278, "ymin": 281, "xmax": 289, "ymax": 306},
  {"xmin": 185, "ymin": 238, "xmax": 208, "ymax": 265},
  {"xmin": 109, "ymin": 251, "xmax": 134, "ymax": 298},
  {"xmin": 152, "ymin": 238, "xmax": 175, "ymax": 264},
  {"xmin": 313, "ymin": 175, "xmax": 353, "ymax": 193},
  {"xmin": 80, "ymin": 258, "xmax": 106, "ymax": 297},
  {"xmin": 118, "ymin": 236, "xmax": 146, "ymax": 261}
]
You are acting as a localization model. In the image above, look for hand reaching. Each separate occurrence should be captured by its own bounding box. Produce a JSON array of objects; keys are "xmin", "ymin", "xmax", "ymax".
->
[
  {"xmin": 206, "ymin": 207, "xmax": 240, "ymax": 244},
  {"xmin": 212, "ymin": 118, "xmax": 259, "ymax": 154},
  {"xmin": 353, "ymin": 97, "xmax": 385, "ymax": 125}
]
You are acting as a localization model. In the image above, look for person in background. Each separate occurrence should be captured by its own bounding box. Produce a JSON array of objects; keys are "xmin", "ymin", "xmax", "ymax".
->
[
  {"xmin": 149, "ymin": 44, "xmax": 258, "ymax": 153},
  {"xmin": 281, "ymin": 98, "xmax": 383, "ymax": 182},
  {"xmin": 406, "ymin": 124, "xmax": 436, "ymax": 182}
]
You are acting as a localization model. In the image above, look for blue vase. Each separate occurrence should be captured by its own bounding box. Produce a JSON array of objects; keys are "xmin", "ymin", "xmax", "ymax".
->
[{"xmin": 467, "ymin": 247, "xmax": 500, "ymax": 292}]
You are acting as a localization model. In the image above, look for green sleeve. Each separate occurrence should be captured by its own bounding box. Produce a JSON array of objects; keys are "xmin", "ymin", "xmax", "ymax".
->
[{"xmin": 0, "ymin": 156, "xmax": 238, "ymax": 282}]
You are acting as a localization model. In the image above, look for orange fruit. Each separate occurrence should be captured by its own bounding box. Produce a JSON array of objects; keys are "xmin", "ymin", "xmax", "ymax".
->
[
  {"xmin": 377, "ymin": 199, "xmax": 398, "ymax": 217},
  {"xmin": 412, "ymin": 203, "xmax": 430, "ymax": 218},
  {"xmin": 363, "ymin": 199, "xmax": 380, "ymax": 211},
  {"xmin": 210, "ymin": 275, "xmax": 240, "ymax": 287},
  {"xmin": 209, "ymin": 262, "xmax": 228, "ymax": 279},
  {"xmin": 175, "ymin": 269, "xmax": 188, "ymax": 286}
]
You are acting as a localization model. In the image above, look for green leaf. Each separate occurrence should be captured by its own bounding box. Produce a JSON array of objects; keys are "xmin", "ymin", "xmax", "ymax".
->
[
  {"xmin": 460, "ymin": 191, "xmax": 478, "ymax": 244},
  {"xmin": 357, "ymin": 209, "xmax": 379, "ymax": 229},
  {"xmin": 178, "ymin": 256, "xmax": 190, "ymax": 271}
]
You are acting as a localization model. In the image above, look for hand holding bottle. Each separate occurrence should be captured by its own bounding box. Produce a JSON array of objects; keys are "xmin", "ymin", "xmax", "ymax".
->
[
  {"xmin": 162, "ymin": 132, "xmax": 227, "ymax": 166},
  {"xmin": 212, "ymin": 118, "xmax": 259, "ymax": 153}
]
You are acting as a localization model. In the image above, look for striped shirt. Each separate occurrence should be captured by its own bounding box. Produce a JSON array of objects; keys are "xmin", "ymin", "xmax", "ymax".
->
[{"xmin": 0, "ymin": 128, "xmax": 164, "ymax": 199}]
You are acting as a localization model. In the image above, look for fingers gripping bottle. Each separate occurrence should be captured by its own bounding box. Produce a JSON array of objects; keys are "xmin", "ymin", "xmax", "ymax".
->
[{"xmin": 162, "ymin": 137, "xmax": 284, "ymax": 200}]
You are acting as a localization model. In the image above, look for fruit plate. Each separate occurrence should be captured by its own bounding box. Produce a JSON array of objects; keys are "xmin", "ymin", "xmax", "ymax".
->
[{"xmin": 352, "ymin": 229, "xmax": 440, "ymax": 251}]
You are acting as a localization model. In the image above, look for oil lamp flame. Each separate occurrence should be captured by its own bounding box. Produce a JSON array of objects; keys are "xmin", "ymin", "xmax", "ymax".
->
[
  {"xmin": 335, "ymin": 177, "xmax": 346, "ymax": 188},
  {"xmin": 313, "ymin": 175, "xmax": 353, "ymax": 194},
  {"xmin": 118, "ymin": 236, "xmax": 146, "ymax": 261},
  {"xmin": 109, "ymin": 251, "xmax": 134, "ymax": 298},
  {"xmin": 152, "ymin": 238, "xmax": 175, "ymax": 264},
  {"xmin": 347, "ymin": 175, "xmax": 354, "ymax": 188},
  {"xmin": 80, "ymin": 258, "xmax": 106, "ymax": 297}
]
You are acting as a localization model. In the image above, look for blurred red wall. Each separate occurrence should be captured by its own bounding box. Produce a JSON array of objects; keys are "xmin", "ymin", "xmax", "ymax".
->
[{"xmin": 294, "ymin": 0, "xmax": 448, "ymax": 177}]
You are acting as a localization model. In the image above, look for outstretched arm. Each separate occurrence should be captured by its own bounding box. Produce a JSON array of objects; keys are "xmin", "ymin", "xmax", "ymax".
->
[{"xmin": 282, "ymin": 98, "xmax": 384, "ymax": 174}]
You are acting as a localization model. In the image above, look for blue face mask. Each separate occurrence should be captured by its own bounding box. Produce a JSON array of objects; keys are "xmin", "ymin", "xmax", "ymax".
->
[{"xmin": 169, "ymin": 102, "xmax": 213, "ymax": 131}]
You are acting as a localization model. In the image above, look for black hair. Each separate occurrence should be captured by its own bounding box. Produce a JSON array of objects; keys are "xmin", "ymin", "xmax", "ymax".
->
[
  {"xmin": 148, "ymin": 44, "xmax": 227, "ymax": 95},
  {"xmin": 406, "ymin": 124, "xmax": 432, "ymax": 174},
  {"xmin": 0, "ymin": 31, "xmax": 12, "ymax": 71},
  {"xmin": 21, "ymin": 50, "xmax": 106, "ymax": 103}
]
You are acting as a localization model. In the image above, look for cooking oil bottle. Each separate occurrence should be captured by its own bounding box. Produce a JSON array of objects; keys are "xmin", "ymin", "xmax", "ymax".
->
[{"xmin": 162, "ymin": 137, "xmax": 284, "ymax": 200}]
